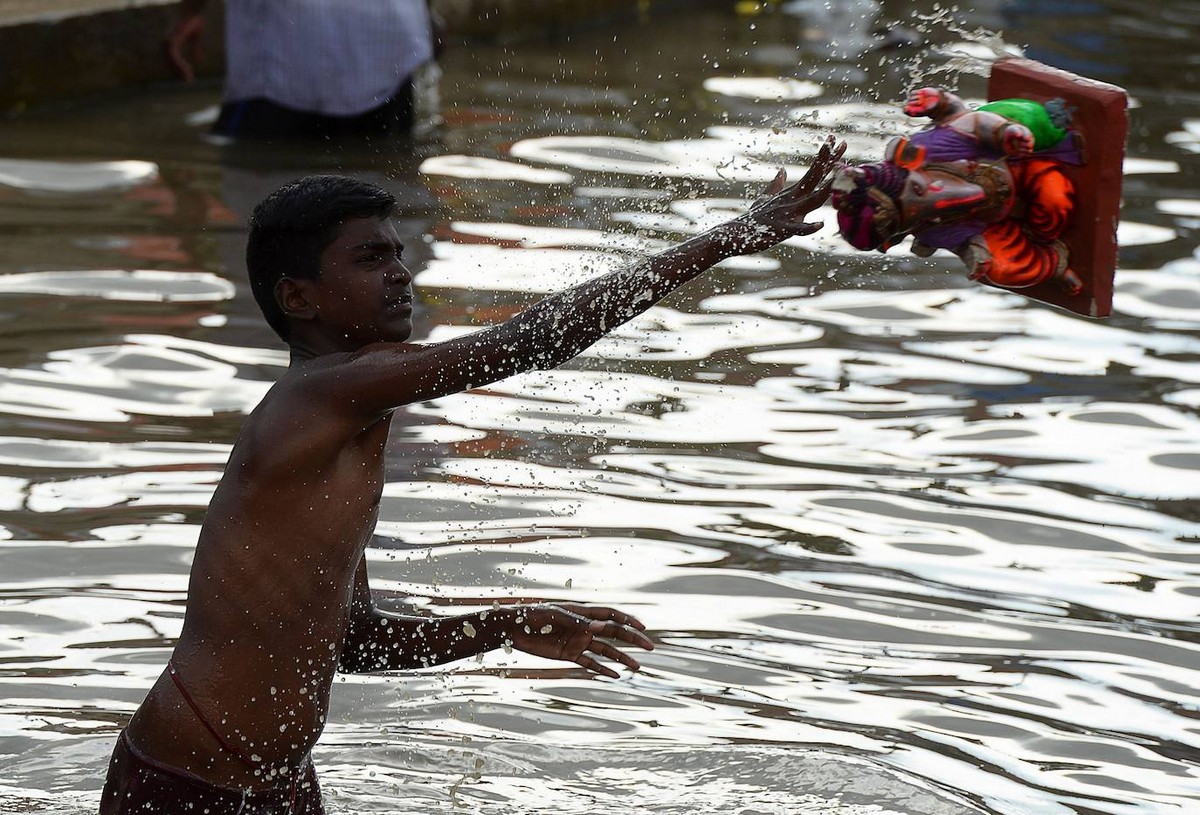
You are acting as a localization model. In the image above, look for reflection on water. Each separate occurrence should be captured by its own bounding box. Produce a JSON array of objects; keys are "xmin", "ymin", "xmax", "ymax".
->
[
  {"xmin": 1, "ymin": 2, "xmax": 1199, "ymax": 814},
  {"xmin": 0, "ymin": 159, "xmax": 158, "ymax": 193}
]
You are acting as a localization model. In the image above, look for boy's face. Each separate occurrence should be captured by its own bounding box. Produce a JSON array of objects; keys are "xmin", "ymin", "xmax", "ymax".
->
[{"xmin": 312, "ymin": 215, "xmax": 415, "ymax": 348}]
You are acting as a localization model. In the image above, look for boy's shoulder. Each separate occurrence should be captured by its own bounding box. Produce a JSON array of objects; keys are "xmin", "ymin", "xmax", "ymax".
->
[
  {"xmin": 261, "ymin": 343, "xmax": 421, "ymax": 414},
  {"xmin": 249, "ymin": 340, "xmax": 451, "ymax": 433}
]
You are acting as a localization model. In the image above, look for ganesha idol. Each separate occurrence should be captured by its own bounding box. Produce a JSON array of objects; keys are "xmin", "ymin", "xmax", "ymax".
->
[{"xmin": 832, "ymin": 87, "xmax": 1085, "ymax": 294}]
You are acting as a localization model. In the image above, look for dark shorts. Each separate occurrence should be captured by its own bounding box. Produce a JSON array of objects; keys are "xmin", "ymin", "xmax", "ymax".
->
[
  {"xmin": 99, "ymin": 731, "xmax": 325, "ymax": 815},
  {"xmin": 214, "ymin": 80, "xmax": 416, "ymax": 140}
]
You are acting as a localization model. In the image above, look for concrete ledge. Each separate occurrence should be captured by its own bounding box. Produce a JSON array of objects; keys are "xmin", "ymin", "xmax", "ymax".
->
[
  {"xmin": 0, "ymin": 0, "xmax": 225, "ymax": 113},
  {"xmin": 0, "ymin": 0, "xmax": 729, "ymax": 113}
]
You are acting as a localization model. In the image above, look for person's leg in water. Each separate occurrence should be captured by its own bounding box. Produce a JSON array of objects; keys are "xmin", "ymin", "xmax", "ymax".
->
[{"xmin": 213, "ymin": 80, "xmax": 415, "ymax": 140}]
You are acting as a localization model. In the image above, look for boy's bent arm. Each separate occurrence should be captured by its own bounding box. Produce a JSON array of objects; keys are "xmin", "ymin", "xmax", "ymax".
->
[
  {"xmin": 340, "ymin": 558, "xmax": 652, "ymax": 677},
  {"xmin": 339, "ymin": 559, "xmax": 513, "ymax": 671},
  {"xmin": 342, "ymin": 139, "xmax": 845, "ymax": 416}
]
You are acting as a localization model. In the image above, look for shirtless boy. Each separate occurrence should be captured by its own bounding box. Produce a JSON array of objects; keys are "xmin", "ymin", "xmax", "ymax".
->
[{"xmin": 99, "ymin": 137, "xmax": 845, "ymax": 814}]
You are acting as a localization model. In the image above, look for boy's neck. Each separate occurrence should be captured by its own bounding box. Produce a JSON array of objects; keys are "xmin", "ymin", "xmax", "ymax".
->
[
  {"xmin": 287, "ymin": 339, "xmax": 325, "ymax": 365},
  {"xmin": 285, "ymin": 327, "xmax": 355, "ymax": 364}
]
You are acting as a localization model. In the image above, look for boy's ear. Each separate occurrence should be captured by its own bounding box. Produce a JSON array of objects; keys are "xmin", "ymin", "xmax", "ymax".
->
[{"xmin": 275, "ymin": 277, "xmax": 317, "ymax": 322}]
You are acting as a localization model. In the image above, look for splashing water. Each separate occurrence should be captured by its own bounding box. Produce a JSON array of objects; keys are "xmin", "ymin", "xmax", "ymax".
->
[{"xmin": 902, "ymin": 7, "xmax": 1025, "ymax": 93}]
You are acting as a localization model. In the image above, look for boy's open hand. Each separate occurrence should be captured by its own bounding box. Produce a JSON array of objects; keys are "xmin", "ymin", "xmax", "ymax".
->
[
  {"xmin": 718, "ymin": 137, "xmax": 848, "ymax": 256},
  {"xmin": 506, "ymin": 603, "xmax": 653, "ymax": 679}
]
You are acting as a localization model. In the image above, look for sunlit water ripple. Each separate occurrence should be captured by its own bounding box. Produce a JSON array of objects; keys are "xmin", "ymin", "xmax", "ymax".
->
[{"xmin": 1, "ymin": 2, "xmax": 1198, "ymax": 813}]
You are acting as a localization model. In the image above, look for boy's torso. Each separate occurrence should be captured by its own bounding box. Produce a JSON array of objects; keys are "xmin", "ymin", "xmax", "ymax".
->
[{"xmin": 127, "ymin": 365, "xmax": 395, "ymax": 787}]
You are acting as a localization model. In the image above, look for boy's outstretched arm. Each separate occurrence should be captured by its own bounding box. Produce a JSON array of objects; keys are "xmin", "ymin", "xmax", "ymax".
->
[
  {"xmin": 339, "ymin": 558, "xmax": 652, "ymax": 678},
  {"xmin": 339, "ymin": 138, "xmax": 847, "ymax": 415}
]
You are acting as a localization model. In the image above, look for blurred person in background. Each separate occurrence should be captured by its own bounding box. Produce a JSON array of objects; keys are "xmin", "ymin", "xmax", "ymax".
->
[{"xmin": 167, "ymin": 0, "xmax": 444, "ymax": 139}]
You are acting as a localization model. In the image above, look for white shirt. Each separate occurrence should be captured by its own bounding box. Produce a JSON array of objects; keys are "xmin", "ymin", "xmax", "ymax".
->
[{"xmin": 224, "ymin": 0, "xmax": 433, "ymax": 116}]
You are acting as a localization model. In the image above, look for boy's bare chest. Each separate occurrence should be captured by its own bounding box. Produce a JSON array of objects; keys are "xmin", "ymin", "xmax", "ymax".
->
[
  {"xmin": 320, "ymin": 420, "xmax": 391, "ymax": 508},
  {"xmin": 223, "ymin": 414, "xmax": 394, "ymax": 533}
]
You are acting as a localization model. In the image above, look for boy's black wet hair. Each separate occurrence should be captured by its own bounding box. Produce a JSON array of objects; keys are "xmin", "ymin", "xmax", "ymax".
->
[{"xmin": 246, "ymin": 175, "xmax": 397, "ymax": 341}]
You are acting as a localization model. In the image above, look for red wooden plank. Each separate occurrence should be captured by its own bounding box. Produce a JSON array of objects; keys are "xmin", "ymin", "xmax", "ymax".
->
[{"xmin": 987, "ymin": 58, "xmax": 1129, "ymax": 317}]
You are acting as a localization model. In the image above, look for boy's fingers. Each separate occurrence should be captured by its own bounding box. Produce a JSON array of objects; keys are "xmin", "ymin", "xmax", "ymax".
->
[
  {"xmin": 809, "ymin": 139, "xmax": 847, "ymax": 179},
  {"xmin": 811, "ymin": 137, "xmax": 835, "ymax": 167},
  {"xmin": 589, "ymin": 639, "xmax": 642, "ymax": 671},
  {"xmin": 780, "ymin": 178, "xmax": 834, "ymax": 226},
  {"xmin": 764, "ymin": 168, "xmax": 787, "ymax": 197},
  {"xmin": 790, "ymin": 178, "xmax": 834, "ymax": 214},
  {"xmin": 572, "ymin": 604, "xmax": 647, "ymax": 631},
  {"xmin": 588, "ymin": 619, "xmax": 654, "ymax": 650},
  {"xmin": 576, "ymin": 654, "xmax": 618, "ymax": 678},
  {"xmin": 754, "ymin": 139, "xmax": 843, "ymax": 210},
  {"xmin": 795, "ymin": 144, "xmax": 839, "ymax": 192},
  {"xmin": 812, "ymin": 177, "xmax": 835, "ymax": 203},
  {"xmin": 815, "ymin": 143, "xmax": 844, "ymax": 176}
]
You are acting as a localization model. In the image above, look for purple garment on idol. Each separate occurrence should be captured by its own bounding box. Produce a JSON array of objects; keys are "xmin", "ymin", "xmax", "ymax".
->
[
  {"xmin": 910, "ymin": 122, "xmax": 1084, "ymax": 165},
  {"xmin": 914, "ymin": 222, "xmax": 986, "ymax": 251},
  {"xmin": 908, "ymin": 126, "xmax": 1006, "ymax": 162}
]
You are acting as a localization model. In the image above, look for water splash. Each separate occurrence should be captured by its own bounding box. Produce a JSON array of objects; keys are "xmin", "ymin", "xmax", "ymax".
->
[{"xmin": 902, "ymin": 7, "xmax": 1024, "ymax": 93}]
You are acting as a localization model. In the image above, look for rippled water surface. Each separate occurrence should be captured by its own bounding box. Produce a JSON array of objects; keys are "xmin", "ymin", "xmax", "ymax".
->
[{"xmin": 2, "ymin": 1, "xmax": 1199, "ymax": 813}]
